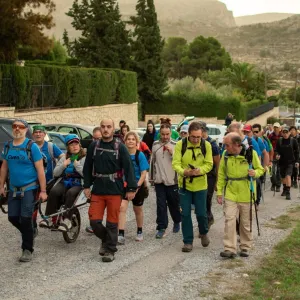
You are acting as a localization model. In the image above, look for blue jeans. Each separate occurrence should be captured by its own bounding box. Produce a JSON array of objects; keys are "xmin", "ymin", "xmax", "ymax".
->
[
  {"xmin": 8, "ymin": 189, "xmax": 37, "ymax": 252},
  {"xmin": 179, "ymin": 189, "xmax": 208, "ymax": 245}
]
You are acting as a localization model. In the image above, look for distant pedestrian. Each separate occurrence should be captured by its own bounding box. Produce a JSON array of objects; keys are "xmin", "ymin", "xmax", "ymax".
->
[
  {"xmin": 115, "ymin": 120, "xmax": 126, "ymax": 135},
  {"xmin": 142, "ymin": 120, "xmax": 158, "ymax": 150},
  {"xmin": 225, "ymin": 113, "xmax": 234, "ymax": 127}
]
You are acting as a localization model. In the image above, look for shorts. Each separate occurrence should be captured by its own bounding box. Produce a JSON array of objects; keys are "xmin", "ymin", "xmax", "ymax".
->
[
  {"xmin": 124, "ymin": 185, "xmax": 146, "ymax": 207},
  {"xmin": 280, "ymin": 164, "xmax": 294, "ymax": 178}
]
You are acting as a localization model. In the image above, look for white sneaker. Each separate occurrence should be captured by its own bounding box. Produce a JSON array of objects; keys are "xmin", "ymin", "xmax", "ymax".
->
[
  {"xmin": 135, "ymin": 233, "xmax": 144, "ymax": 242},
  {"xmin": 58, "ymin": 218, "xmax": 72, "ymax": 232},
  {"xmin": 118, "ymin": 235, "xmax": 125, "ymax": 245},
  {"xmin": 39, "ymin": 219, "xmax": 53, "ymax": 228}
]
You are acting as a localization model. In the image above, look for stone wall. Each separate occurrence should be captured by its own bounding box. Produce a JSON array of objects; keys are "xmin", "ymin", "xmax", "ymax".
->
[
  {"xmin": 0, "ymin": 107, "xmax": 15, "ymax": 118},
  {"xmin": 145, "ymin": 114, "xmax": 185, "ymax": 124},
  {"xmin": 0, "ymin": 103, "xmax": 138, "ymax": 129}
]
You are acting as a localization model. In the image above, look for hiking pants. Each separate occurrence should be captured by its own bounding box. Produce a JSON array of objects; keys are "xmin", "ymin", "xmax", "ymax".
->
[
  {"xmin": 207, "ymin": 175, "xmax": 216, "ymax": 225},
  {"xmin": 155, "ymin": 184, "xmax": 181, "ymax": 231},
  {"xmin": 272, "ymin": 161, "xmax": 281, "ymax": 188},
  {"xmin": 8, "ymin": 189, "xmax": 38, "ymax": 253},
  {"xmin": 223, "ymin": 200, "xmax": 254, "ymax": 254},
  {"xmin": 88, "ymin": 194, "xmax": 122, "ymax": 254},
  {"xmin": 45, "ymin": 182, "xmax": 82, "ymax": 218},
  {"xmin": 179, "ymin": 188, "xmax": 208, "ymax": 245}
]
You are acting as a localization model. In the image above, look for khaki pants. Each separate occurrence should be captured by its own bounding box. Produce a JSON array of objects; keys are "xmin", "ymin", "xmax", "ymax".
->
[{"xmin": 223, "ymin": 200, "xmax": 254, "ymax": 254}]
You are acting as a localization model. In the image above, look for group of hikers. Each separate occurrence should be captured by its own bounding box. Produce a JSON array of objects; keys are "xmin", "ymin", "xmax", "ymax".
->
[{"xmin": 0, "ymin": 117, "xmax": 299, "ymax": 263}]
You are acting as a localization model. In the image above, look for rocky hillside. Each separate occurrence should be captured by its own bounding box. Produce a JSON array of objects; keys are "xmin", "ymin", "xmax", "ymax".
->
[
  {"xmin": 46, "ymin": 0, "xmax": 236, "ymax": 38},
  {"xmin": 235, "ymin": 13, "xmax": 294, "ymax": 26}
]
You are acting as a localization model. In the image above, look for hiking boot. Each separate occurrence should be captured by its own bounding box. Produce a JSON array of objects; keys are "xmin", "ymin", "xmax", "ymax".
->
[
  {"xmin": 58, "ymin": 218, "xmax": 72, "ymax": 232},
  {"xmin": 19, "ymin": 250, "xmax": 32, "ymax": 262},
  {"xmin": 85, "ymin": 226, "xmax": 94, "ymax": 234},
  {"xmin": 182, "ymin": 244, "xmax": 193, "ymax": 252},
  {"xmin": 220, "ymin": 250, "xmax": 236, "ymax": 258},
  {"xmin": 156, "ymin": 229, "xmax": 166, "ymax": 239},
  {"xmin": 135, "ymin": 233, "xmax": 144, "ymax": 242},
  {"xmin": 276, "ymin": 187, "xmax": 281, "ymax": 192},
  {"xmin": 239, "ymin": 249, "xmax": 249, "ymax": 257},
  {"xmin": 102, "ymin": 252, "xmax": 115, "ymax": 263},
  {"xmin": 293, "ymin": 181, "xmax": 298, "ymax": 189},
  {"xmin": 200, "ymin": 234, "xmax": 210, "ymax": 247},
  {"xmin": 118, "ymin": 235, "xmax": 125, "ymax": 245},
  {"xmin": 286, "ymin": 192, "xmax": 291, "ymax": 200},
  {"xmin": 99, "ymin": 244, "xmax": 106, "ymax": 256},
  {"xmin": 39, "ymin": 219, "xmax": 52, "ymax": 229},
  {"xmin": 173, "ymin": 223, "xmax": 180, "ymax": 233},
  {"xmin": 281, "ymin": 189, "xmax": 287, "ymax": 197}
]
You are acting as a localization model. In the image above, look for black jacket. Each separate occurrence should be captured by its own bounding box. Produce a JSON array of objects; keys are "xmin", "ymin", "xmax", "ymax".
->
[
  {"xmin": 83, "ymin": 139, "xmax": 137, "ymax": 195},
  {"xmin": 276, "ymin": 137, "xmax": 299, "ymax": 165}
]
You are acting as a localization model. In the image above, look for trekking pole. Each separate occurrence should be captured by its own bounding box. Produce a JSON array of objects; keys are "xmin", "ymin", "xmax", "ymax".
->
[{"xmin": 249, "ymin": 164, "xmax": 261, "ymax": 236}]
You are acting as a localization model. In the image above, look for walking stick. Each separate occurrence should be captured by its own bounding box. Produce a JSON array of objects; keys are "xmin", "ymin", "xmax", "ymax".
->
[{"xmin": 249, "ymin": 163, "xmax": 261, "ymax": 236}]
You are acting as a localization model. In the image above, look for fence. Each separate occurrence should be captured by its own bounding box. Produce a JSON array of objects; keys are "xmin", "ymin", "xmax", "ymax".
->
[{"xmin": 247, "ymin": 102, "xmax": 275, "ymax": 120}]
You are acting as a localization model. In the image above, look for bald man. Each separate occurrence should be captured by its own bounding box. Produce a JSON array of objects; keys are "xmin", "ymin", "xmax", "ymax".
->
[{"xmin": 83, "ymin": 118, "xmax": 137, "ymax": 262}]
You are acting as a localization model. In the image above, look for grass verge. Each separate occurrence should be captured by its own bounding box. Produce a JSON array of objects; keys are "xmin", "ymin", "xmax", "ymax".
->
[{"xmin": 227, "ymin": 207, "xmax": 300, "ymax": 300}]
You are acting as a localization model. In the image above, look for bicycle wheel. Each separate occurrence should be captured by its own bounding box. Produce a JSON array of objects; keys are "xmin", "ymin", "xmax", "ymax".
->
[{"xmin": 62, "ymin": 208, "xmax": 81, "ymax": 243}]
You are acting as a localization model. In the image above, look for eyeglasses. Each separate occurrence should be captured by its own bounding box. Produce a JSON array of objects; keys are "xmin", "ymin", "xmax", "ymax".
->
[
  {"xmin": 252, "ymin": 131, "xmax": 259, "ymax": 134},
  {"xmin": 12, "ymin": 124, "xmax": 26, "ymax": 130}
]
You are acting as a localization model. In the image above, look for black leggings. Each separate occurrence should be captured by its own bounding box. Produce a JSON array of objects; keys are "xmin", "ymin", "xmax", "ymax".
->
[{"xmin": 45, "ymin": 182, "xmax": 82, "ymax": 218}]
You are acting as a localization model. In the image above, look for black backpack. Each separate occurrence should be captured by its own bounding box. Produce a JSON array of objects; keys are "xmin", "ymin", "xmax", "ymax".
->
[{"xmin": 181, "ymin": 137, "xmax": 207, "ymax": 158}]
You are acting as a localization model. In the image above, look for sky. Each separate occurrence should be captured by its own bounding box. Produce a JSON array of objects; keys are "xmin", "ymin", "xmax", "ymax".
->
[{"xmin": 220, "ymin": 0, "xmax": 300, "ymax": 16}]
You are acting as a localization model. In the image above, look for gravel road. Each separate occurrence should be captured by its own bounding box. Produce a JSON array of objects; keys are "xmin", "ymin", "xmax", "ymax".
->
[{"xmin": 0, "ymin": 180, "xmax": 299, "ymax": 300}]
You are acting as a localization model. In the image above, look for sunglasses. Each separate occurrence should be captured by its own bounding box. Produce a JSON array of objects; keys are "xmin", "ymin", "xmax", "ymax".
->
[
  {"xmin": 252, "ymin": 131, "xmax": 259, "ymax": 134},
  {"xmin": 12, "ymin": 124, "xmax": 27, "ymax": 130}
]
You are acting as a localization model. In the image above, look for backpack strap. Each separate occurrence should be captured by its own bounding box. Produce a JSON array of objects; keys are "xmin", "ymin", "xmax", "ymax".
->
[
  {"xmin": 47, "ymin": 142, "xmax": 55, "ymax": 161},
  {"xmin": 26, "ymin": 139, "xmax": 34, "ymax": 162},
  {"xmin": 200, "ymin": 138, "xmax": 206, "ymax": 157},
  {"xmin": 181, "ymin": 137, "xmax": 188, "ymax": 157},
  {"xmin": 3, "ymin": 140, "xmax": 13, "ymax": 157},
  {"xmin": 135, "ymin": 149, "xmax": 141, "ymax": 173}
]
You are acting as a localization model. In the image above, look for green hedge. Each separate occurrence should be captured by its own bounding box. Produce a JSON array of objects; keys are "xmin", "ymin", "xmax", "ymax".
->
[
  {"xmin": 0, "ymin": 64, "xmax": 137, "ymax": 109},
  {"xmin": 144, "ymin": 92, "xmax": 264, "ymax": 121}
]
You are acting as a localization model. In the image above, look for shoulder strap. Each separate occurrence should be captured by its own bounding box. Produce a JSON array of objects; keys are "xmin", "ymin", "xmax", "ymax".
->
[
  {"xmin": 113, "ymin": 138, "xmax": 121, "ymax": 160},
  {"xmin": 26, "ymin": 139, "xmax": 34, "ymax": 161},
  {"xmin": 47, "ymin": 142, "xmax": 55, "ymax": 161},
  {"xmin": 181, "ymin": 137, "xmax": 188, "ymax": 157},
  {"xmin": 93, "ymin": 140, "xmax": 100, "ymax": 159},
  {"xmin": 135, "ymin": 149, "xmax": 140, "ymax": 169},
  {"xmin": 4, "ymin": 140, "xmax": 13, "ymax": 157},
  {"xmin": 201, "ymin": 138, "xmax": 206, "ymax": 157}
]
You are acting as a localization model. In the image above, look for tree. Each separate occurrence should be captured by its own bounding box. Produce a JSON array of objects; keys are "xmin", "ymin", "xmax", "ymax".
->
[
  {"xmin": 178, "ymin": 36, "xmax": 232, "ymax": 79},
  {"xmin": 129, "ymin": 0, "xmax": 168, "ymax": 113},
  {"xmin": 66, "ymin": 0, "xmax": 131, "ymax": 69},
  {"xmin": 162, "ymin": 37, "xmax": 188, "ymax": 79},
  {"xmin": 0, "ymin": 0, "xmax": 55, "ymax": 63}
]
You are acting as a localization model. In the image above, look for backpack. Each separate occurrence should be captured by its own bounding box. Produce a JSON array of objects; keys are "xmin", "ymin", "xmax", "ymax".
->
[
  {"xmin": 92, "ymin": 137, "xmax": 123, "ymax": 179},
  {"xmin": 4, "ymin": 139, "xmax": 47, "ymax": 170},
  {"xmin": 278, "ymin": 137, "xmax": 297, "ymax": 160},
  {"xmin": 181, "ymin": 137, "xmax": 207, "ymax": 158}
]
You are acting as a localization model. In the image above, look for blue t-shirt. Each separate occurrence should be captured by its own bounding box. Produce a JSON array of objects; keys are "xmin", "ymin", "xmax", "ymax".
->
[
  {"xmin": 2, "ymin": 138, "xmax": 43, "ymax": 191},
  {"xmin": 263, "ymin": 138, "xmax": 270, "ymax": 153},
  {"xmin": 256, "ymin": 137, "xmax": 266, "ymax": 154},
  {"xmin": 130, "ymin": 151, "xmax": 149, "ymax": 183},
  {"xmin": 40, "ymin": 141, "xmax": 63, "ymax": 182}
]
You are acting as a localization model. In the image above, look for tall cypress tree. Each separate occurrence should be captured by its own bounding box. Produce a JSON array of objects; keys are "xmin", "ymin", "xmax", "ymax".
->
[
  {"xmin": 66, "ymin": 0, "xmax": 131, "ymax": 69},
  {"xmin": 129, "ymin": 0, "xmax": 167, "ymax": 112}
]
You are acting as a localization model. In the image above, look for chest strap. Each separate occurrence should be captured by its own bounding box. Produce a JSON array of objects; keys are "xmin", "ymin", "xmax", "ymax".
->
[
  {"xmin": 93, "ymin": 172, "xmax": 123, "ymax": 182},
  {"xmin": 11, "ymin": 181, "xmax": 39, "ymax": 197}
]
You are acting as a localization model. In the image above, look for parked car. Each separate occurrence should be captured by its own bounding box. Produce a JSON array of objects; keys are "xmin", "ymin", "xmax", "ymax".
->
[
  {"xmin": 206, "ymin": 124, "xmax": 227, "ymax": 146},
  {"xmin": 44, "ymin": 123, "xmax": 95, "ymax": 149},
  {"xmin": 47, "ymin": 132, "xmax": 67, "ymax": 153}
]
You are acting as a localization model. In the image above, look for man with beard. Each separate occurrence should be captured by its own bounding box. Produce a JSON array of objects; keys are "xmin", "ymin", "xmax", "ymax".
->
[
  {"xmin": 83, "ymin": 118, "xmax": 137, "ymax": 262},
  {"xmin": 0, "ymin": 119, "xmax": 47, "ymax": 262}
]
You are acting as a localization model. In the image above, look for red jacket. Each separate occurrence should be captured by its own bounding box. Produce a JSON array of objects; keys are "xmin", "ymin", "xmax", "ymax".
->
[{"xmin": 268, "ymin": 132, "xmax": 282, "ymax": 152}]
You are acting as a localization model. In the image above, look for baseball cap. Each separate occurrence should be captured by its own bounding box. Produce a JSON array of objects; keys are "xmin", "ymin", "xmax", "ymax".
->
[
  {"xmin": 282, "ymin": 126, "xmax": 290, "ymax": 132},
  {"xmin": 242, "ymin": 124, "xmax": 252, "ymax": 132},
  {"xmin": 273, "ymin": 122, "xmax": 281, "ymax": 128},
  {"xmin": 180, "ymin": 125, "xmax": 189, "ymax": 133}
]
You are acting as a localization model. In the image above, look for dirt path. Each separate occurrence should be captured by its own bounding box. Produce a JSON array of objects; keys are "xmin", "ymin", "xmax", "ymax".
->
[{"xmin": 0, "ymin": 184, "xmax": 299, "ymax": 300}]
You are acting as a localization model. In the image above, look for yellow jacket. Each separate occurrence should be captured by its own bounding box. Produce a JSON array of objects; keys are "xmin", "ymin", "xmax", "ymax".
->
[
  {"xmin": 172, "ymin": 138, "xmax": 213, "ymax": 192},
  {"xmin": 217, "ymin": 150, "xmax": 264, "ymax": 203}
]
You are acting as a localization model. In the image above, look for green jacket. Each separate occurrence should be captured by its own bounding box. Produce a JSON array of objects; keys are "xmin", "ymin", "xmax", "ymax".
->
[
  {"xmin": 172, "ymin": 138, "xmax": 213, "ymax": 192},
  {"xmin": 217, "ymin": 150, "xmax": 264, "ymax": 203},
  {"xmin": 156, "ymin": 130, "xmax": 179, "ymax": 141}
]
